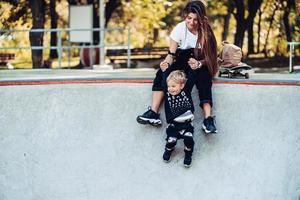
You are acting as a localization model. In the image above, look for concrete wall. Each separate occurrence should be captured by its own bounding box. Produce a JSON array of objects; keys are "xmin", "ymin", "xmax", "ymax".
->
[{"xmin": 0, "ymin": 83, "xmax": 299, "ymax": 200}]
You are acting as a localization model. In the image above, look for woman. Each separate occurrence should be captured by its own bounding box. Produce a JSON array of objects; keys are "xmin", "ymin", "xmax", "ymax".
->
[{"xmin": 137, "ymin": 0, "xmax": 218, "ymax": 134}]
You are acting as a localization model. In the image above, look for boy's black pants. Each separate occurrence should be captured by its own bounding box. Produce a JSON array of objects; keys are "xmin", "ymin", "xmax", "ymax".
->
[{"xmin": 165, "ymin": 121, "xmax": 194, "ymax": 155}]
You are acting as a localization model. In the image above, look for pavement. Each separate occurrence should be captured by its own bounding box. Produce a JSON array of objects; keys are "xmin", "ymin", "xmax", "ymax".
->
[{"xmin": 0, "ymin": 68, "xmax": 299, "ymax": 200}]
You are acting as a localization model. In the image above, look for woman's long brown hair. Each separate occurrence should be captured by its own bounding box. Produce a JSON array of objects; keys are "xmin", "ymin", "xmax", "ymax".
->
[{"xmin": 183, "ymin": 1, "xmax": 218, "ymax": 76}]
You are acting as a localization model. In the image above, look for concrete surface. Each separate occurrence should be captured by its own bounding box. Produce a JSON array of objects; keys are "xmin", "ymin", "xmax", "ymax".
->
[
  {"xmin": 0, "ymin": 68, "xmax": 300, "ymax": 83},
  {"xmin": 0, "ymin": 69, "xmax": 300, "ymax": 200}
]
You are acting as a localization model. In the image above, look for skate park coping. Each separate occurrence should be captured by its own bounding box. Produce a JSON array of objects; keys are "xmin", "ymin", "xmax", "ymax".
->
[{"xmin": 0, "ymin": 68, "xmax": 300, "ymax": 86}]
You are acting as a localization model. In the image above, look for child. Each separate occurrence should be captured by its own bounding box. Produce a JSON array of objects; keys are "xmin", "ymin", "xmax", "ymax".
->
[{"xmin": 162, "ymin": 69, "xmax": 196, "ymax": 167}]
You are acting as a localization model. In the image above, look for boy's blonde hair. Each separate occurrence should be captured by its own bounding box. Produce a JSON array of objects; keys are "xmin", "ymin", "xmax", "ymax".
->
[{"xmin": 167, "ymin": 70, "xmax": 187, "ymax": 85}]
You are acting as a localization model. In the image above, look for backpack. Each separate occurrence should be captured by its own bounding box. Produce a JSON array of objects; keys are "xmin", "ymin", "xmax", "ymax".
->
[{"xmin": 218, "ymin": 42, "xmax": 243, "ymax": 68}]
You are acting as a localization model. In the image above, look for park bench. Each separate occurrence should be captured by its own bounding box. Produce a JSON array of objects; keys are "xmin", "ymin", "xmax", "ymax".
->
[
  {"xmin": 0, "ymin": 53, "xmax": 15, "ymax": 65},
  {"xmin": 106, "ymin": 47, "xmax": 169, "ymax": 63}
]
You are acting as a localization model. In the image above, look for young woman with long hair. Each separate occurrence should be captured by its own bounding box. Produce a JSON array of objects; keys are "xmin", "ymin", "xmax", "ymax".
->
[{"xmin": 137, "ymin": 1, "xmax": 218, "ymax": 134}]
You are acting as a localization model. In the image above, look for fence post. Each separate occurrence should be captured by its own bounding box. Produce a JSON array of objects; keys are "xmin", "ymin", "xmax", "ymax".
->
[
  {"xmin": 58, "ymin": 30, "xmax": 62, "ymax": 69},
  {"xmin": 127, "ymin": 28, "xmax": 131, "ymax": 68},
  {"xmin": 289, "ymin": 43, "xmax": 293, "ymax": 73}
]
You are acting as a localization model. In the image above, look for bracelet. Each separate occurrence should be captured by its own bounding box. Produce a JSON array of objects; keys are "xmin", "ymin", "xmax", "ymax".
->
[
  {"xmin": 197, "ymin": 61, "xmax": 202, "ymax": 68},
  {"xmin": 168, "ymin": 50, "xmax": 176, "ymax": 57}
]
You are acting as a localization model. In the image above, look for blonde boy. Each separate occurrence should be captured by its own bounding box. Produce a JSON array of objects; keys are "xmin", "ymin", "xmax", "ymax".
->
[{"xmin": 163, "ymin": 70, "xmax": 195, "ymax": 167}]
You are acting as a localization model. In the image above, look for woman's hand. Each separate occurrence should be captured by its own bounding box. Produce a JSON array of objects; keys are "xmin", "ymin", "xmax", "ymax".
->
[{"xmin": 188, "ymin": 58, "xmax": 201, "ymax": 70}]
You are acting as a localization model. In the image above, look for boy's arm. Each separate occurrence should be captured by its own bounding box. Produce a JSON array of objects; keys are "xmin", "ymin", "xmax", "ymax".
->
[{"xmin": 162, "ymin": 64, "xmax": 173, "ymax": 89}]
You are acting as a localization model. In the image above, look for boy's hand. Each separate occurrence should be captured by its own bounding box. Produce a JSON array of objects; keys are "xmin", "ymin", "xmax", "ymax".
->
[
  {"xmin": 160, "ymin": 60, "xmax": 169, "ymax": 72},
  {"xmin": 188, "ymin": 58, "xmax": 201, "ymax": 70}
]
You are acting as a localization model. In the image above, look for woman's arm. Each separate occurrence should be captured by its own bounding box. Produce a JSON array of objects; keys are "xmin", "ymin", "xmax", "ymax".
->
[{"xmin": 160, "ymin": 39, "xmax": 178, "ymax": 72}]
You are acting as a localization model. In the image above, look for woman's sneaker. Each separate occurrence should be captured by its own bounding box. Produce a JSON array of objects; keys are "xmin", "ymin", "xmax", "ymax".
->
[
  {"xmin": 163, "ymin": 149, "xmax": 173, "ymax": 163},
  {"xmin": 202, "ymin": 116, "xmax": 218, "ymax": 134},
  {"xmin": 136, "ymin": 107, "xmax": 162, "ymax": 126}
]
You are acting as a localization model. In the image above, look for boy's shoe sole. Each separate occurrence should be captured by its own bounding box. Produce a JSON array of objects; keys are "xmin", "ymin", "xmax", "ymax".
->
[
  {"xmin": 184, "ymin": 163, "xmax": 192, "ymax": 168},
  {"xmin": 137, "ymin": 116, "xmax": 162, "ymax": 126},
  {"xmin": 163, "ymin": 158, "xmax": 171, "ymax": 163},
  {"xmin": 202, "ymin": 124, "xmax": 218, "ymax": 134},
  {"xmin": 183, "ymin": 159, "xmax": 192, "ymax": 168}
]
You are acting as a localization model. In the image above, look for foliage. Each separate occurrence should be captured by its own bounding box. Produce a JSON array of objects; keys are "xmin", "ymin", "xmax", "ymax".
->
[{"xmin": 109, "ymin": 0, "xmax": 177, "ymax": 47}]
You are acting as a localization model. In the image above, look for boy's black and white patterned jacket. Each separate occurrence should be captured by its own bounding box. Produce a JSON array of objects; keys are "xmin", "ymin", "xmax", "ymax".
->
[{"xmin": 162, "ymin": 67, "xmax": 196, "ymax": 124}]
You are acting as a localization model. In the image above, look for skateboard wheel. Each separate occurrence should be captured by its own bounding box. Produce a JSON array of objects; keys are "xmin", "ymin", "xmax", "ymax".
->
[{"xmin": 245, "ymin": 73, "xmax": 249, "ymax": 79}]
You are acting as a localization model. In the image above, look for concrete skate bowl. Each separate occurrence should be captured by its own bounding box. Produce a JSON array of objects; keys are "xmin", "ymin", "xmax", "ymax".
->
[{"xmin": 0, "ymin": 79, "xmax": 300, "ymax": 200}]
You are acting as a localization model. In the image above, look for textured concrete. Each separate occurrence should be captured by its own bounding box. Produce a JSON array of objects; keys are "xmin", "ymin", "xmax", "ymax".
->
[
  {"xmin": 1, "ymin": 68, "xmax": 300, "ymax": 83},
  {"xmin": 0, "ymin": 75, "xmax": 300, "ymax": 200}
]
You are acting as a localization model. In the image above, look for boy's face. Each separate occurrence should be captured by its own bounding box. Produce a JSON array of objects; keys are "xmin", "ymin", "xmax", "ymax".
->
[{"xmin": 167, "ymin": 79, "xmax": 185, "ymax": 96}]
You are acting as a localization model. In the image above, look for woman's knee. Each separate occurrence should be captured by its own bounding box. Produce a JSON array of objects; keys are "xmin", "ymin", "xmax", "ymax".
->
[{"xmin": 152, "ymin": 69, "xmax": 164, "ymax": 91}]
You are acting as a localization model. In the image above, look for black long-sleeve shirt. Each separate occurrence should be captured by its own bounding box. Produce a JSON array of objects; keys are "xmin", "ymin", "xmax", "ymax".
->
[{"xmin": 163, "ymin": 68, "xmax": 196, "ymax": 123}]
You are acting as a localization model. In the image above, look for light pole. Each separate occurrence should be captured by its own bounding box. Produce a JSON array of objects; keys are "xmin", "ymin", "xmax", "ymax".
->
[{"xmin": 99, "ymin": 0, "xmax": 105, "ymax": 66}]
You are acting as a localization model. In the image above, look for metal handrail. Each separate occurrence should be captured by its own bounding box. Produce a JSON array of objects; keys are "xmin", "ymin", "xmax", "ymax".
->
[
  {"xmin": 0, "ymin": 27, "xmax": 131, "ymax": 68},
  {"xmin": 0, "ymin": 27, "xmax": 125, "ymax": 33}
]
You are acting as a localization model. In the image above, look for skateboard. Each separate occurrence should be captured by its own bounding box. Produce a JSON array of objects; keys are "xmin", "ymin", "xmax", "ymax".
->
[{"xmin": 218, "ymin": 65, "xmax": 252, "ymax": 79}]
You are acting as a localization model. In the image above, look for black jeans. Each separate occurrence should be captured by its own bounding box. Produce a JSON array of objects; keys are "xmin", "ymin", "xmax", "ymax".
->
[
  {"xmin": 152, "ymin": 49, "xmax": 213, "ymax": 108},
  {"xmin": 165, "ymin": 121, "xmax": 194, "ymax": 154}
]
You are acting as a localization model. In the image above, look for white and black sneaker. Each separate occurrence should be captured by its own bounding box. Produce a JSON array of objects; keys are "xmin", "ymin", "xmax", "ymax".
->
[
  {"xmin": 136, "ymin": 107, "xmax": 162, "ymax": 126},
  {"xmin": 202, "ymin": 116, "xmax": 218, "ymax": 134}
]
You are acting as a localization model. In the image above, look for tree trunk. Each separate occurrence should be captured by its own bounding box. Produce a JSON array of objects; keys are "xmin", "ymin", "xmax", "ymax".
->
[
  {"xmin": 232, "ymin": 0, "xmax": 262, "ymax": 49},
  {"xmin": 263, "ymin": 3, "xmax": 280, "ymax": 57},
  {"xmin": 257, "ymin": 7, "xmax": 262, "ymax": 53},
  {"xmin": 222, "ymin": 2, "xmax": 233, "ymax": 42},
  {"xmin": 105, "ymin": 0, "xmax": 121, "ymax": 27},
  {"xmin": 29, "ymin": 0, "xmax": 45, "ymax": 68},
  {"xmin": 283, "ymin": 10, "xmax": 292, "ymax": 42},
  {"xmin": 247, "ymin": 19, "xmax": 254, "ymax": 54},
  {"xmin": 283, "ymin": 0, "xmax": 294, "ymax": 43},
  {"xmin": 247, "ymin": 0, "xmax": 262, "ymax": 54},
  {"xmin": 233, "ymin": 0, "xmax": 246, "ymax": 48},
  {"xmin": 50, "ymin": 0, "xmax": 58, "ymax": 59},
  {"xmin": 257, "ymin": 0, "xmax": 270, "ymax": 53}
]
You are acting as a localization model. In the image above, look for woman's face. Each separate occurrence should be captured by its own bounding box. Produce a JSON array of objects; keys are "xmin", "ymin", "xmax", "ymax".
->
[{"xmin": 185, "ymin": 12, "xmax": 198, "ymax": 31}]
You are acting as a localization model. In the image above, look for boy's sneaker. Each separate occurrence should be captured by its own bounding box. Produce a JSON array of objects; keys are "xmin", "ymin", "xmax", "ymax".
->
[
  {"xmin": 183, "ymin": 153, "xmax": 192, "ymax": 168},
  {"xmin": 136, "ymin": 107, "xmax": 162, "ymax": 126},
  {"xmin": 163, "ymin": 149, "xmax": 173, "ymax": 163},
  {"xmin": 202, "ymin": 116, "xmax": 218, "ymax": 134}
]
